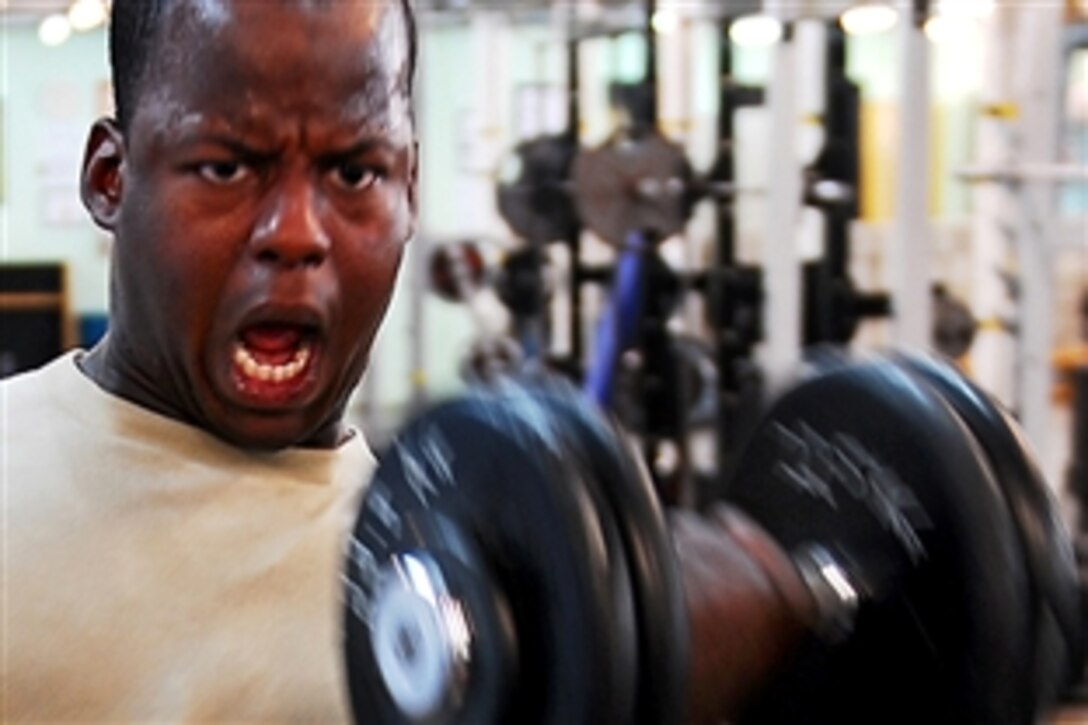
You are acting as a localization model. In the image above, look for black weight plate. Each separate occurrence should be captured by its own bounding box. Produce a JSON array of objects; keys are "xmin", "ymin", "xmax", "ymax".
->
[
  {"xmin": 571, "ymin": 131, "xmax": 694, "ymax": 247},
  {"xmin": 494, "ymin": 385, "xmax": 641, "ymax": 724},
  {"xmin": 497, "ymin": 136, "xmax": 580, "ymax": 245},
  {"xmin": 346, "ymin": 523, "xmax": 515, "ymax": 724},
  {"xmin": 496, "ymin": 247, "xmax": 553, "ymax": 319},
  {"xmin": 725, "ymin": 359, "xmax": 1034, "ymax": 725},
  {"xmin": 897, "ymin": 353, "xmax": 1084, "ymax": 702},
  {"xmin": 344, "ymin": 391, "xmax": 629, "ymax": 725},
  {"xmin": 515, "ymin": 382, "xmax": 689, "ymax": 725}
]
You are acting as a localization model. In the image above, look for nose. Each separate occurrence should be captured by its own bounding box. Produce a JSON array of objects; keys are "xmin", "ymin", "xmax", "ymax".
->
[{"xmin": 249, "ymin": 175, "xmax": 330, "ymax": 269}]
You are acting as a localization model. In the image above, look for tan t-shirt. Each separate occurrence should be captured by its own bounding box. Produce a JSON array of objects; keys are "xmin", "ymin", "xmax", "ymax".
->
[{"xmin": 1, "ymin": 352, "xmax": 374, "ymax": 722}]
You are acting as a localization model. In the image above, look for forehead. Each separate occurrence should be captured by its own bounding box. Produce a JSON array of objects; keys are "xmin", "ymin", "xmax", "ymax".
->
[
  {"xmin": 163, "ymin": 0, "xmax": 406, "ymax": 42},
  {"xmin": 139, "ymin": 0, "xmax": 410, "ymax": 127}
]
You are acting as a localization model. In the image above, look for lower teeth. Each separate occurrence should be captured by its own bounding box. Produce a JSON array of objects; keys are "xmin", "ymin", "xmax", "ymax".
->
[{"xmin": 234, "ymin": 342, "xmax": 311, "ymax": 383}]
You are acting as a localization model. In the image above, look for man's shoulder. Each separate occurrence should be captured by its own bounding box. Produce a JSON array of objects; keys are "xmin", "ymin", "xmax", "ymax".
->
[{"xmin": 1, "ymin": 352, "xmax": 81, "ymax": 402}]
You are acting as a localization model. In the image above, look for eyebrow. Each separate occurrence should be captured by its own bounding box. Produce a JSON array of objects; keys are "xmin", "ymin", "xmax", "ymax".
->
[
  {"xmin": 179, "ymin": 132, "xmax": 278, "ymax": 160},
  {"xmin": 175, "ymin": 128, "xmax": 403, "ymax": 162},
  {"xmin": 324, "ymin": 137, "xmax": 400, "ymax": 159}
]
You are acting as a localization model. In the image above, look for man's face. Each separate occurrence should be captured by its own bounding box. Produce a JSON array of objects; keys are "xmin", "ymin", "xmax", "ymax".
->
[{"xmin": 85, "ymin": 0, "xmax": 416, "ymax": 449}]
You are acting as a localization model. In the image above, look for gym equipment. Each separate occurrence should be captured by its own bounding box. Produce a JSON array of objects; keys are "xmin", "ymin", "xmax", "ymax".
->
[
  {"xmin": 459, "ymin": 336, "xmax": 525, "ymax": 387},
  {"xmin": 898, "ymin": 353, "xmax": 1084, "ymax": 709},
  {"xmin": 343, "ymin": 353, "xmax": 1074, "ymax": 724},
  {"xmin": 482, "ymin": 17, "xmax": 890, "ymax": 512},
  {"xmin": 582, "ymin": 232, "xmax": 651, "ymax": 408},
  {"xmin": 494, "ymin": 247, "xmax": 553, "ymax": 322},
  {"xmin": 613, "ymin": 335, "xmax": 718, "ymax": 438},
  {"xmin": 497, "ymin": 136, "xmax": 580, "ymax": 245},
  {"xmin": 570, "ymin": 131, "xmax": 696, "ymax": 247},
  {"xmin": 931, "ymin": 284, "xmax": 978, "ymax": 359},
  {"xmin": 800, "ymin": 23, "xmax": 891, "ymax": 349},
  {"xmin": 801, "ymin": 261, "xmax": 891, "ymax": 347},
  {"xmin": 704, "ymin": 35, "xmax": 767, "ymax": 502},
  {"xmin": 499, "ymin": 128, "xmax": 742, "ymax": 251},
  {"xmin": 578, "ymin": 230, "xmax": 707, "ymax": 503},
  {"xmin": 344, "ymin": 382, "xmax": 686, "ymax": 724},
  {"xmin": 493, "ymin": 246, "xmax": 555, "ymax": 364},
  {"xmin": 428, "ymin": 241, "xmax": 488, "ymax": 304},
  {"xmin": 497, "ymin": 128, "xmax": 732, "ymax": 252},
  {"xmin": 725, "ymin": 354, "xmax": 1034, "ymax": 724},
  {"xmin": 427, "ymin": 240, "xmax": 525, "ymax": 385}
]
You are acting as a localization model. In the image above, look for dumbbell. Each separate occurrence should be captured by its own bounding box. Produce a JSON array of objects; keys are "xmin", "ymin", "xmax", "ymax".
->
[
  {"xmin": 896, "ymin": 353, "xmax": 1083, "ymax": 709},
  {"xmin": 342, "ymin": 353, "xmax": 1081, "ymax": 724}
]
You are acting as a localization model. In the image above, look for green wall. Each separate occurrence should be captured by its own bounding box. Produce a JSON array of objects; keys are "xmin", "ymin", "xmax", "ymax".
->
[{"xmin": 1, "ymin": 22, "xmax": 111, "ymax": 316}]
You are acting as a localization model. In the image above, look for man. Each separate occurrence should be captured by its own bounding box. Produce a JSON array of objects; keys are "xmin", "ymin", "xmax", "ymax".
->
[
  {"xmin": 2, "ymin": 0, "xmax": 812, "ymax": 721},
  {"xmin": 4, "ymin": 1, "xmax": 416, "ymax": 720}
]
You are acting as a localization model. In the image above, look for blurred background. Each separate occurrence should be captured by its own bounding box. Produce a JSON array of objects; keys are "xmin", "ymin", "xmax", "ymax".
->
[{"xmin": 1, "ymin": 0, "xmax": 1086, "ymax": 508}]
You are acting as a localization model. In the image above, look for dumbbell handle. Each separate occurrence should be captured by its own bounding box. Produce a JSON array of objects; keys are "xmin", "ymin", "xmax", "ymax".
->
[{"xmin": 671, "ymin": 505, "xmax": 820, "ymax": 724}]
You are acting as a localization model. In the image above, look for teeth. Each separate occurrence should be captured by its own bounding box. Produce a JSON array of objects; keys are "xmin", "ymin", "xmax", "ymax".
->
[{"xmin": 233, "ymin": 341, "xmax": 312, "ymax": 384}]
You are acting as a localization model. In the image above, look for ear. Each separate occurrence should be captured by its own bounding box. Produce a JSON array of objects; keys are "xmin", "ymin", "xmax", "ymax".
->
[{"xmin": 81, "ymin": 118, "xmax": 126, "ymax": 231}]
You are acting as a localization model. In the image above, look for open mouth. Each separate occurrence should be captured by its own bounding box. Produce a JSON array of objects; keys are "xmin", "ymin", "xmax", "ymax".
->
[{"xmin": 231, "ymin": 322, "xmax": 319, "ymax": 398}]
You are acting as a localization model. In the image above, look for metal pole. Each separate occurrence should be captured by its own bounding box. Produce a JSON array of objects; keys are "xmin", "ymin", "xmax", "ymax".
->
[
  {"xmin": 762, "ymin": 15, "xmax": 804, "ymax": 387},
  {"xmin": 1012, "ymin": 3, "xmax": 1064, "ymax": 451},
  {"xmin": 566, "ymin": 35, "xmax": 585, "ymax": 371},
  {"xmin": 645, "ymin": 0, "xmax": 659, "ymax": 129},
  {"xmin": 969, "ymin": 5, "xmax": 1017, "ymax": 408},
  {"xmin": 890, "ymin": 0, "xmax": 932, "ymax": 350}
]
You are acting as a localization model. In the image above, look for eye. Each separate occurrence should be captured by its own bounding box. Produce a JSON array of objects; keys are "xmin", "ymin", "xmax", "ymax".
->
[
  {"xmin": 333, "ymin": 162, "xmax": 382, "ymax": 191},
  {"xmin": 198, "ymin": 161, "xmax": 250, "ymax": 185}
]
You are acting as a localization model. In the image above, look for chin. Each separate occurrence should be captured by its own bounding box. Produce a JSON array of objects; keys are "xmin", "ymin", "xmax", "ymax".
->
[{"xmin": 207, "ymin": 414, "xmax": 328, "ymax": 451}]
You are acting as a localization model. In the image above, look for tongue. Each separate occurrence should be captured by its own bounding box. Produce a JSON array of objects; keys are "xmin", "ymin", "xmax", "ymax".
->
[{"xmin": 240, "ymin": 324, "xmax": 304, "ymax": 365}]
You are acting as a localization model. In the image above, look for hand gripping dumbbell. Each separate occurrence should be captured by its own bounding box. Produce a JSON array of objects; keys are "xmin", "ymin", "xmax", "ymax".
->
[{"xmin": 341, "ymin": 353, "xmax": 1082, "ymax": 724}]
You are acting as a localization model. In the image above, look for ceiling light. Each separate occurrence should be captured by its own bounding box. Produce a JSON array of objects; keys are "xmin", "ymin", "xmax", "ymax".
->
[
  {"xmin": 39, "ymin": 13, "xmax": 72, "ymax": 47},
  {"xmin": 729, "ymin": 14, "xmax": 784, "ymax": 47},
  {"xmin": 924, "ymin": 14, "xmax": 971, "ymax": 43},
  {"xmin": 651, "ymin": 9, "xmax": 680, "ymax": 35},
  {"xmin": 68, "ymin": 0, "xmax": 109, "ymax": 32},
  {"xmin": 840, "ymin": 3, "xmax": 899, "ymax": 36},
  {"xmin": 931, "ymin": 0, "xmax": 995, "ymax": 19}
]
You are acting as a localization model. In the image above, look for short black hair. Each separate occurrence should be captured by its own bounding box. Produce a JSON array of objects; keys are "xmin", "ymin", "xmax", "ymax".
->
[{"xmin": 109, "ymin": 0, "xmax": 418, "ymax": 132}]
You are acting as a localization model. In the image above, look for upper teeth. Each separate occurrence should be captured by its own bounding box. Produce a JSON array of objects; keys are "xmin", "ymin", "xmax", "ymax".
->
[{"xmin": 234, "ymin": 341, "xmax": 312, "ymax": 383}]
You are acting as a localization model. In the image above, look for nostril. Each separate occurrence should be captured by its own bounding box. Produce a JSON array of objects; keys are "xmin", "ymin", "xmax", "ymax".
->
[
  {"xmin": 256, "ymin": 249, "xmax": 279, "ymax": 265},
  {"xmin": 253, "ymin": 247, "xmax": 326, "ymax": 269}
]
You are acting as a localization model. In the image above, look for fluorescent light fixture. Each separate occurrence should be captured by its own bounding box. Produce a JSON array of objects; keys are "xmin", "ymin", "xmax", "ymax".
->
[
  {"xmin": 925, "ymin": 0, "xmax": 991, "ymax": 43},
  {"xmin": 923, "ymin": 14, "xmax": 966, "ymax": 43},
  {"xmin": 39, "ymin": 13, "xmax": 72, "ymax": 47},
  {"xmin": 68, "ymin": 0, "xmax": 109, "ymax": 32},
  {"xmin": 729, "ymin": 14, "xmax": 784, "ymax": 47},
  {"xmin": 840, "ymin": 3, "xmax": 899, "ymax": 36},
  {"xmin": 931, "ymin": 0, "xmax": 995, "ymax": 19},
  {"xmin": 652, "ymin": 9, "xmax": 681, "ymax": 34}
]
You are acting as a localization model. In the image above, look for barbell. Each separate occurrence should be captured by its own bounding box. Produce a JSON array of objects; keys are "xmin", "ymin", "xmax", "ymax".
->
[
  {"xmin": 342, "ymin": 352, "xmax": 1082, "ymax": 724},
  {"xmin": 498, "ymin": 130, "xmax": 727, "ymax": 248}
]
